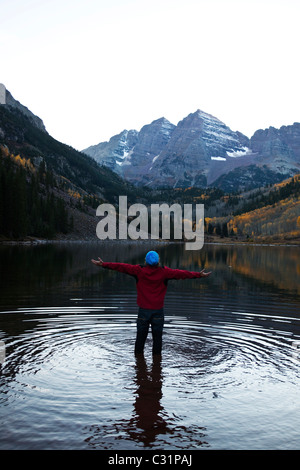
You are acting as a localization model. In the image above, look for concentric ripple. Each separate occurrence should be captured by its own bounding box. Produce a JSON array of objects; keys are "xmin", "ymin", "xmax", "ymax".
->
[{"xmin": 1, "ymin": 300, "xmax": 300, "ymax": 450}]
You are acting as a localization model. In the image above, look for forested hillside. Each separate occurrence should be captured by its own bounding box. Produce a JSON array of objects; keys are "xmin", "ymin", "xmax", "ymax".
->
[
  {"xmin": 0, "ymin": 145, "xmax": 72, "ymax": 239},
  {"xmin": 0, "ymin": 103, "xmax": 299, "ymax": 243},
  {"xmin": 205, "ymin": 174, "xmax": 300, "ymax": 243},
  {"xmin": 0, "ymin": 105, "xmax": 142, "ymax": 241},
  {"xmin": 0, "ymin": 106, "xmax": 137, "ymax": 204}
]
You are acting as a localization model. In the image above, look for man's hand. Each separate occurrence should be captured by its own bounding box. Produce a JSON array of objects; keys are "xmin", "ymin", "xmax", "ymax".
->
[
  {"xmin": 200, "ymin": 269, "xmax": 212, "ymax": 277},
  {"xmin": 91, "ymin": 257, "xmax": 104, "ymax": 266}
]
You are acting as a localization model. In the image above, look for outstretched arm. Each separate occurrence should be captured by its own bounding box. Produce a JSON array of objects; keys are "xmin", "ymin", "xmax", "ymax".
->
[
  {"xmin": 163, "ymin": 266, "xmax": 212, "ymax": 280},
  {"xmin": 91, "ymin": 257, "xmax": 141, "ymax": 276},
  {"xmin": 91, "ymin": 257, "xmax": 104, "ymax": 266},
  {"xmin": 198, "ymin": 269, "xmax": 211, "ymax": 278}
]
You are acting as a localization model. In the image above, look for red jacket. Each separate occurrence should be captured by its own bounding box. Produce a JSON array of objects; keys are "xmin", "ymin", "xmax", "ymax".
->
[{"xmin": 102, "ymin": 262, "xmax": 205, "ymax": 309}]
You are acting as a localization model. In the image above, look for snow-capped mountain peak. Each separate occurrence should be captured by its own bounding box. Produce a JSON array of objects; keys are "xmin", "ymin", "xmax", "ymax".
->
[{"xmin": 83, "ymin": 110, "xmax": 300, "ymax": 190}]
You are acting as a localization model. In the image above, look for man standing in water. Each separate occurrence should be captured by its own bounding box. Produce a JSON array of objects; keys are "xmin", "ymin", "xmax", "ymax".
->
[{"xmin": 91, "ymin": 251, "xmax": 211, "ymax": 356}]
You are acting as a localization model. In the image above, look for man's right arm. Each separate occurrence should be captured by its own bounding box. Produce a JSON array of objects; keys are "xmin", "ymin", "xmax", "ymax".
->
[
  {"xmin": 92, "ymin": 258, "xmax": 141, "ymax": 276},
  {"xmin": 102, "ymin": 262, "xmax": 141, "ymax": 276}
]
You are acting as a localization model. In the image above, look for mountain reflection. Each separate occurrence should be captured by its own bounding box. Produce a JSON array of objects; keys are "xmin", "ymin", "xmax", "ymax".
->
[{"xmin": 0, "ymin": 242, "xmax": 299, "ymax": 310}]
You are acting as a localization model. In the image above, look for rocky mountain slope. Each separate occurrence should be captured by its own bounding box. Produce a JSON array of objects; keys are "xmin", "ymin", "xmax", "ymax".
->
[
  {"xmin": 83, "ymin": 110, "xmax": 300, "ymax": 192},
  {"xmin": 0, "ymin": 94, "xmax": 136, "ymax": 205},
  {"xmin": 0, "ymin": 85, "xmax": 299, "ymax": 243},
  {"xmin": 1, "ymin": 85, "xmax": 47, "ymax": 133},
  {"xmin": 0, "ymin": 87, "xmax": 139, "ymax": 241}
]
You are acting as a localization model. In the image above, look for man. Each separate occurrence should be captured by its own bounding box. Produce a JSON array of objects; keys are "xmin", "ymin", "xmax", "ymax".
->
[{"xmin": 91, "ymin": 250, "xmax": 211, "ymax": 356}]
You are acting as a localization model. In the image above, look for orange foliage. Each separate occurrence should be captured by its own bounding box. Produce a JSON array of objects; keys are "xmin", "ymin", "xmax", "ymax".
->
[
  {"xmin": 0, "ymin": 145, "xmax": 35, "ymax": 172},
  {"xmin": 68, "ymin": 189, "xmax": 81, "ymax": 199},
  {"xmin": 227, "ymin": 196, "xmax": 300, "ymax": 239}
]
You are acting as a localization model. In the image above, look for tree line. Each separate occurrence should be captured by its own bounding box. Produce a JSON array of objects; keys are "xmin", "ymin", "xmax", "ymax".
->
[
  {"xmin": 0, "ymin": 146, "xmax": 72, "ymax": 239},
  {"xmin": 233, "ymin": 176, "xmax": 300, "ymax": 216}
]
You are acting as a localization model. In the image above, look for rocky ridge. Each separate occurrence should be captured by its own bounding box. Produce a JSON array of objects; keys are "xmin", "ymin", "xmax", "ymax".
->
[
  {"xmin": 1, "ymin": 85, "xmax": 47, "ymax": 133},
  {"xmin": 83, "ymin": 110, "xmax": 300, "ymax": 191}
]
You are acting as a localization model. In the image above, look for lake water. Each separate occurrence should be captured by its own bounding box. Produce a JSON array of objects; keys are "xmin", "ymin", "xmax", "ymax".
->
[{"xmin": 0, "ymin": 241, "xmax": 300, "ymax": 450}]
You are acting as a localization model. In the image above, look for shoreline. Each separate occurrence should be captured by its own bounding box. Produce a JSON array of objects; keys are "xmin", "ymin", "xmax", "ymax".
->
[{"xmin": 1, "ymin": 235, "xmax": 299, "ymax": 248}]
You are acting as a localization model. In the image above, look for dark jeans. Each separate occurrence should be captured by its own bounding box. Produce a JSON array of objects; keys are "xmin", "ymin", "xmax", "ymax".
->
[{"xmin": 135, "ymin": 307, "xmax": 164, "ymax": 355}]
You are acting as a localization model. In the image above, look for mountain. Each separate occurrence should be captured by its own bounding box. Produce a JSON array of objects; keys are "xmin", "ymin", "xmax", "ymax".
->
[
  {"xmin": 1, "ymin": 85, "xmax": 298, "ymax": 243},
  {"xmin": 250, "ymin": 123, "xmax": 300, "ymax": 173},
  {"xmin": 145, "ymin": 110, "xmax": 252, "ymax": 188},
  {"xmin": 84, "ymin": 117, "xmax": 176, "ymax": 185},
  {"xmin": 0, "ymin": 84, "xmax": 47, "ymax": 133},
  {"xmin": 84, "ymin": 128, "xmax": 139, "ymax": 174},
  {"xmin": 83, "ymin": 110, "xmax": 300, "ymax": 192},
  {"xmin": 0, "ymin": 92, "xmax": 137, "ymax": 204},
  {"xmin": 0, "ymin": 87, "xmax": 139, "ymax": 240}
]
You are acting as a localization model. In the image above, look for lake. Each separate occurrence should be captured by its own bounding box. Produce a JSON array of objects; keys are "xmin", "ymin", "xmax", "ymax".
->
[{"xmin": 0, "ymin": 241, "xmax": 299, "ymax": 450}]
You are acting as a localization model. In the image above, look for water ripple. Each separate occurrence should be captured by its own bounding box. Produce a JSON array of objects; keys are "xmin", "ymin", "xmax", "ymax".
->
[{"xmin": 0, "ymin": 303, "xmax": 300, "ymax": 450}]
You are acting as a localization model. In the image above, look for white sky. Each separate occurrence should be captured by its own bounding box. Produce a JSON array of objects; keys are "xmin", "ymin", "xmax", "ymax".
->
[{"xmin": 0, "ymin": 0, "xmax": 299, "ymax": 151}]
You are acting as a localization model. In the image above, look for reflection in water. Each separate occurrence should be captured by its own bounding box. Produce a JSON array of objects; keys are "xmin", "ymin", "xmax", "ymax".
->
[
  {"xmin": 85, "ymin": 354, "xmax": 208, "ymax": 450},
  {"xmin": 0, "ymin": 242, "xmax": 299, "ymax": 309},
  {"xmin": 129, "ymin": 355, "xmax": 166, "ymax": 446},
  {"xmin": 84, "ymin": 355, "xmax": 168, "ymax": 449},
  {"xmin": 0, "ymin": 241, "xmax": 300, "ymax": 450}
]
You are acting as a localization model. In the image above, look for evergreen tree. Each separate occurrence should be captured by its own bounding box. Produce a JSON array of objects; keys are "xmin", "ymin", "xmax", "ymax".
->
[
  {"xmin": 222, "ymin": 222, "xmax": 228, "ymax": 237},
  {"xmin": 0, "ymin": 149, "xmax": 72, "ymax": 239}
]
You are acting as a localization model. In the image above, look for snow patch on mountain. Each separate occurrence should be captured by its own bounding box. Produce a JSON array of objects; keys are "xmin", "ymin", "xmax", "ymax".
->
[
  {"xmin": 83, "ymin": 108, "xmax": 300, "ymax": 190},
  {"xmin": 160, "ymin": 119, "xmax": 174, "ymax": 136},
  {"xmin": 226, "ymin": 147, "xmax": 252, "ymax": 158}
]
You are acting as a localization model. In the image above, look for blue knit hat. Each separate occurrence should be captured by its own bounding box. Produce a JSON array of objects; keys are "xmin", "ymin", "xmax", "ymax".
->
[{"xmin": 145, "ymin": 250, "xmax": 159, "ymax": 266}]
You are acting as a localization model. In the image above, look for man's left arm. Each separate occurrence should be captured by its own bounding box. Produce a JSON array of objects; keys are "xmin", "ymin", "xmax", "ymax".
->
[{"xmin": 163, "ymin": 266, "xmax": 211, "ymax": 280}]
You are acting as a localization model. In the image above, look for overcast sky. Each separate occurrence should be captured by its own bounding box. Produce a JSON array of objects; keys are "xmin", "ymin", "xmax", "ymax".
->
[{"xmin": 1, "ymin": 0, "xmax": 299, "ymax": 151}]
